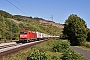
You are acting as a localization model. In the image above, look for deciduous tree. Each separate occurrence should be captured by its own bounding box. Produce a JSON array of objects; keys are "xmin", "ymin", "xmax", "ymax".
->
[{"xmin": 63, "ymin": 14, "xmax": 88, "ymax": 45}]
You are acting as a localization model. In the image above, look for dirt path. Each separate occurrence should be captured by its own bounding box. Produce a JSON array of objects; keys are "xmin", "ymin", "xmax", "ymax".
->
[{"xmin": 71, "ymin": 46, "xmax": 90, "ymax": 59}]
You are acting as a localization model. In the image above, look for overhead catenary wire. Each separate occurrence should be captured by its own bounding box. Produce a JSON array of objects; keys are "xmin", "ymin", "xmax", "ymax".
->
[
  {"xmin": 5, "ymin": 0, "xmax": 28, "ymax": 41},
  {"xmin": 6, "ymin": 0, "xmax": 28, "ymax": 16},
  {"xmin": 14, "ymin": 0, "xmax": 30, "ymax": 13}
]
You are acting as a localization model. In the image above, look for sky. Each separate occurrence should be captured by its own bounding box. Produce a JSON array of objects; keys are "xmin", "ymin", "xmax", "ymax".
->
[{"xmin": 0, "ymin": 0, "xmax": 90, "ymax": 28}]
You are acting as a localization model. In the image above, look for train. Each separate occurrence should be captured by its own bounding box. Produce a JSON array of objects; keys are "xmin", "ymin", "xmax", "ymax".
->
[{"xmin": 19, "ymin": 30, "xmax": 59, "ymax": 42}]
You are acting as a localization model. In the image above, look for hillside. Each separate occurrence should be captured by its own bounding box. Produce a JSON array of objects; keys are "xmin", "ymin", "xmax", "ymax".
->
[
  {"xmin": 0, "ymin": 10, "xmax": 64, "ymax": 41},
  {"xmin": 39, "ymin": 20, "xmax": 64, "ymax": 28}
]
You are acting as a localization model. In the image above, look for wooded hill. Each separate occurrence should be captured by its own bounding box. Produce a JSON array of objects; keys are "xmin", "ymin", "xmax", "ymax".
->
[{"xmin": 0, "ymin": 10, "xmax": 63, "ymax": 40}]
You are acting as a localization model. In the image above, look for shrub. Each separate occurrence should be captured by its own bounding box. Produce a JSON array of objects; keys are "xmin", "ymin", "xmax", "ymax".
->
[
  {"xmin": 83, "ymin": 42, "xmax": 90, "ymax": 48},
  {"xmin": 27, "ymin": 50, "xmax": 48, "ymax": 60},
  {"xmin": 52, "ymin": 41, "xmax": 70, "ymax": 52},
  {"xmin": 61, "ymin": 49, "xmax": 84, "ymax": 60}
]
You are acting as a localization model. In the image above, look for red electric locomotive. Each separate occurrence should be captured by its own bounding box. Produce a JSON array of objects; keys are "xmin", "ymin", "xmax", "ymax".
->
[{"xmin": 19, "ymin": 30, "xmax": 37, "ymax": 42}]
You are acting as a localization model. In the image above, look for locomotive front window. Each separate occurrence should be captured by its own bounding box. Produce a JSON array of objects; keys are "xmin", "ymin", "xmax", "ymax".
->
[{"xmin": 20, "ymin": 32, "xmax": 27, "ymax": 34}]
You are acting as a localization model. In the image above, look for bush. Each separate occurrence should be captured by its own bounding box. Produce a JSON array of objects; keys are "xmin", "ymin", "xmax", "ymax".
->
[
  {"xmin": 52, "ymin": 41, "xmax": 70, "ymax": 52},
  {"xmin": 27, "ymin": 50, "xmax": 48, "ymax": 60},
  {"xmin": 83, "ymin": 42, "xmax": 90, "ymax": 48},
  {"xmin": 61, "ymin": 49, "xmax": 84, "ymax": 60}
]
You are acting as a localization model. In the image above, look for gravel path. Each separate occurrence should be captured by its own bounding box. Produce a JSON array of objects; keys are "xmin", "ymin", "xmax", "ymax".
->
[{"xmin": 71, "ymin": 46, "xmax": 90, "ymax": 59}]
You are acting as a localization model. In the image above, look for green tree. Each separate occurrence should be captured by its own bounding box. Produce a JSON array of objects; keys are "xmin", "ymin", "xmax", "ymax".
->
[
  {"xmin": 0, "ymin": 10, "xmax": 12, "ymax": 18},
  {"xmin": 87, "ymin": 28, "xmax": 90, "ymax": 42},
  {"xmin": 63, "ymin": 14, "xmax": 88, "ymax": 45}
]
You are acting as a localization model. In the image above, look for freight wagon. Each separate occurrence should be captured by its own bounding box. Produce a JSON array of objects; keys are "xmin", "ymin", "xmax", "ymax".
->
[{"xmin": 19, "ymin": 30, "xmax": 58, "ymax": 42}]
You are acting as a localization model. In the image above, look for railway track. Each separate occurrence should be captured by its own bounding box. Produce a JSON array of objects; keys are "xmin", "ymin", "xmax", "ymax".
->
[{"xmin": 0, "ymin": 39, "xmax": 47, "ymax": 60}]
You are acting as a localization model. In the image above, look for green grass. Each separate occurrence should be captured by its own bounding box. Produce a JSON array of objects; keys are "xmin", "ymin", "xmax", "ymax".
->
[
  {"xmin": 0, "ymin": 12, "xmax": 63, "ymax": 43},
  {"xmin": 75, "ymin": 46, "xmax": 90, "ymax": 60},
  {"xmin": 76, "ymin": 42, "xmax": 90, "ymax": 52},
  {"xmin": 3, "ymin": 39, "xmax": 63, "ymax": 60},
  {"xmin": 3, "ymin": 39, "xmax": 84, "ymax": 60},
  {"xmin": 46, "ymin": 51, "xmax": 63, "ymax": 60}
]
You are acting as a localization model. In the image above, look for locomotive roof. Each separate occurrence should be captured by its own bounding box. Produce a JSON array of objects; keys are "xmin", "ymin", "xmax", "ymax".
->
[{"xmin": 20, "ymin": 30, "xmax": 36, "ymax": 33}]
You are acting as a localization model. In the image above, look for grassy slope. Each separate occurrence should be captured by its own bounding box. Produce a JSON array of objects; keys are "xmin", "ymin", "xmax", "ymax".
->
[
  {"xmin": 13, "ymin": 16, "xmax": 63, "ymax": 36},
  {"xmin": 0, "ymin": 10, "xmax": 63, "ymax": 43}
]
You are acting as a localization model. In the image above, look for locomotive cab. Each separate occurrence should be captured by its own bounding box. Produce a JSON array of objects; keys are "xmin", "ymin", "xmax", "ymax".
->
[{"xmin": 19, "ymin": 30, "xmax": 37, "ymax": 42}]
